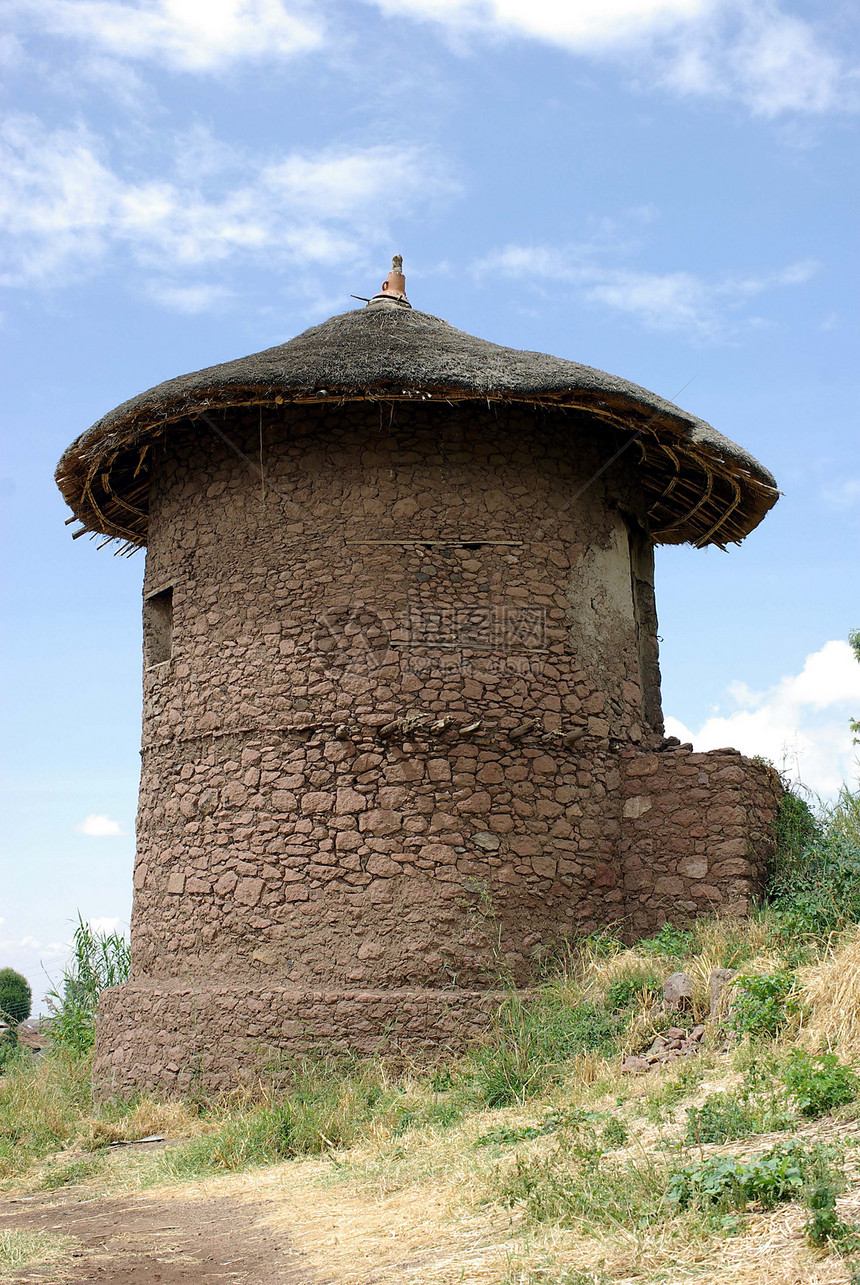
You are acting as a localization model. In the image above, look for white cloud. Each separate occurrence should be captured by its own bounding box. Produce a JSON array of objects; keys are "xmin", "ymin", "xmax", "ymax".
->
[
  {"xmin": 375, "ymin": 0, "xmax": 711, "ymax": 50},
  {"xmin": 76, "ymin": 813, "xmax": 123, "ymax": 836},
  {"xmin": 144, "ymin": 280, "xmax": 235, "ymax": 313},
  {"xmin": 369, "ymin": 0, "xmax": 851, "ymax": 118},
  {"xmin": 667, "ymin": 639, "xmax": 860, "ymax": 797},
  {"xmin": 823, "ymin": 478, "xmax": 860, "ymax": 509},
  {"xmin": 476, "ymin": 237, "xmax": 816, "ymax": 340},
  {"xmin": 0, "ymin": 117, "xmax": 454, "ymax": 301},
  {"xmin": 87, "ymin": 916, "xmax": 122, "ymax": 935},
  {"xmin": 16, "ymin": 0, "xmax": 323, "ymax": 72}
]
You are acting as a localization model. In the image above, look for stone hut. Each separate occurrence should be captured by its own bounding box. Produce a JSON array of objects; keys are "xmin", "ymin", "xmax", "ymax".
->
[{"xmin": 57, "ymin": 260, "xmax": 783, "ymax": 1095}]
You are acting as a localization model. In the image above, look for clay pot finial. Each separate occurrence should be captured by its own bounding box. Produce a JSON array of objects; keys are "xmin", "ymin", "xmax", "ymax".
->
[{"xmin": 380, "ymin": 254, "xmax": 407, "ymax": 299}]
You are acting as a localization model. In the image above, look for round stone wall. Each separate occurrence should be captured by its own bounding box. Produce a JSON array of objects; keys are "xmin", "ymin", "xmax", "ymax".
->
[
  {"xmin": 96, "ymin": 400, "xmax": 672, "ymax": 1092},
  {"xmin": 133, "ymin": 402, "xmax": 656, "ymax": 981}
]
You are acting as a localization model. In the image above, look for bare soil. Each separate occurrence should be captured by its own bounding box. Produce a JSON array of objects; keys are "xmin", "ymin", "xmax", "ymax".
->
[{"xmin": 0, "ymin": 1187, "xmax": 322, "ymax": 1284}]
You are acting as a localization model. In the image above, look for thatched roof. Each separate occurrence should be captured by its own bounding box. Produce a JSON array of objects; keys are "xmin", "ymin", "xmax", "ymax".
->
[{"xmin": 56, "ymin": 303, "xmax": 778, "ymax": 552}]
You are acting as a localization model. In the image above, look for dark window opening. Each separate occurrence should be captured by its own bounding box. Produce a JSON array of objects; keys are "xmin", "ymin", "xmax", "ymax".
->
[{"xmin": 144, "ymin": 587, "xmax": 173, "ymax": 667}]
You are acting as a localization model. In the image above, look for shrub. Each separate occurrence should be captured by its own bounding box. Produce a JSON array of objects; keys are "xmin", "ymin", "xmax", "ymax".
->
[
  {"xmin": 668, "ymin": 1155, "xmax": 748, "ymax": 1212},
  {"xmin": 775, "ymin": 791, "xmax": 820, "ymax": 867},
  {"xmin": 669, "ymin": 1141, "xmax": 842, "ymax": 1215},
  {"xmin": 730, "ymin": 971, "xmax": 795, "ymax": 1039},
  {"xmin": 781, "ymin": 1050, "xmax": 859, "ymax": 1118},
  {"xmin": 0, "ymin": 969, "xmax": 31, "ymax": 1027},
  {"xmin": 768, "ymin": 789, "xmax": 860, "ymax": 938},
  {"xmin": 685, "ymin": 1092, "xmax": 767, "ymax": 1145},
  {"xmin": 639, "ymin": 923, "xmax": 695, "ymax": 960},
  {"xmin": 804, "ymin": 1183, "xmax": 860, "ymax": 1253},
  {"xmin": 605, "ymin": 969, "xmax": 662, "ymax": 1012},
  {"xmin": 46, "ymin": 917, "xmax": 130, "ymax": 1055}
]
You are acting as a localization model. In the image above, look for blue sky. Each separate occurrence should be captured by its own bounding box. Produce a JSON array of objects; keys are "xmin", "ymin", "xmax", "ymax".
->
[{"xmin": 1, "ymin": 0, "xmax": 859, "ymax": 1008}]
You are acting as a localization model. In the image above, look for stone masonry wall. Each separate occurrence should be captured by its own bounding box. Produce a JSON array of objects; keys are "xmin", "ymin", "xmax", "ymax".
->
[
  {"xmin": 91, "ymin": 399, "xmax": 782, "ymax": 1096},
  {"xmin": 131, "ymin": 401, "xmax": 654, "ymax": 993},
  {"xmin": 620, "ymin": 746, "xmax": 783, "ymax": 933}
]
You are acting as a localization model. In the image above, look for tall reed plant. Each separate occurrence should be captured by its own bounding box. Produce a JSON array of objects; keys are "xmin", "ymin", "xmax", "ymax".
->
[{"xmin": 46, "ymin": 917, "xmax": 130, "ymax": 1055}]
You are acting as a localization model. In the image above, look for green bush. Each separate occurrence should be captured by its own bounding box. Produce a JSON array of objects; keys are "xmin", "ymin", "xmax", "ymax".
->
[
  {"xmin": 730, "ymin": 972, "xmax": 795, "ymax": 1039},
  {"xmin": 781, "ymin": 1050, "xmax": 859, "ymax": 1118},
  {"xmin": 0, "ymin": 969, "xmax": 31, "ymax": 1027},
  {"xmin": 639, "ymin": 923, "xmax": 696, "ymax": 960},
  {"xmin": 804, "ymin": 1183, "xmax": 860, "ymax": 1253},
  {"xmin": 685, "ymin": 1092, "xmax": 768, "ymax": 1145},
  {"xmin": 46, "ymin": 917, "xmax": 130, "ymax": 1055},
  {"xmin": 775, "ymin": 791, "xmax": 820, "ymax": 866},
  {"xmin": 668, "ymin": 1155, "xmax": 748, "ymax": 1212},
  {"xmin": 605, "ymin": 969, "xmax": 662, "ymax": 1012},
  {"xmin": 669, "ymin": 1141, "xmax": 842, "ymax": 1215},
  {"xmin": 768, "ymin": 789, "xmax": 860, "ymax": 938}
]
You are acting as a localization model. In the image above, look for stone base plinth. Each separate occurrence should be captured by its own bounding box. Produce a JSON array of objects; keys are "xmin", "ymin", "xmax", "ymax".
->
[{"xmin": 92, "ymin": 980, "xmax": 500, "ymax": 1098}]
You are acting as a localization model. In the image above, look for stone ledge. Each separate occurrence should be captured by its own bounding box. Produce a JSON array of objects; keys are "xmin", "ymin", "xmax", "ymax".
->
[{"xmin": 93, "ymin": 980, "xmax": 504, "ymax": 1098}]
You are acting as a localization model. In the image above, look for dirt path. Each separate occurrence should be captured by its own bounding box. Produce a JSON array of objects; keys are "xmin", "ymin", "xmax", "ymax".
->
[{"xmin": 1, "ymin": 1188, "xmax": 323, "ymax": 1284}]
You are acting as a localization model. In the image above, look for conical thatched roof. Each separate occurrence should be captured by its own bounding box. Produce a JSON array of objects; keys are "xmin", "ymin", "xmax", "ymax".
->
[{"xmin": 56, "ymin": 303, "xmax": 778, "ymax": 551}]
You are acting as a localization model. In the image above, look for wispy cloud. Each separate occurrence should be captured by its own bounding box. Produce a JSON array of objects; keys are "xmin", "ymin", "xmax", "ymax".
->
[
  {"xmin": 76, "ymin": 813, "xmax": 123, "ymax": 836},
  {"xmin": 667, "ymin": 639, "xmax": 860, "ymax": 796},
  {"xmin": 15, "ymin": 0, "xmax": 323, "ymax": 72},
  {"xmin": 822, "ymin": 478, "xmax": 860, "ymax": 510},
  {"xmin": 476, "ymin": 235, "xmax": 817, "ymax": 340},
  {"xmin": 0, "ymin": 117, "xmax": 456, "ymax": 303},
  {"xmin": 144, "ymin": 280, "xmax": 235, "ymax": 314},
  {"xmin": 656, "ymin": 1, "xmax": 847, "ymax": 116},
  {"xmin": 369, "ymin": 0, "xmax": 852, "ymax": 118}
]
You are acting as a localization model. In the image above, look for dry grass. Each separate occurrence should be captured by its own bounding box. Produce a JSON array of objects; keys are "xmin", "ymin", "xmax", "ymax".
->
[
  {"xmin": 81, "ymin": 1096, "xmax": 206, "ymax": 1149},
  {"xmin": 0, "ymin": 1228, "xmax": 77, "ymax": 1272},
  {"xmin": 800, "ymin": 930, "xmax": 860, "ymax": 1058}
]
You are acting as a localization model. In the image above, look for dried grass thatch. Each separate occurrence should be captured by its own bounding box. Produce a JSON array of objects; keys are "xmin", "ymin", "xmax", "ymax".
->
[{"xmin": 55, "ymin": 304, "xmax": 779, "ymax": 553}]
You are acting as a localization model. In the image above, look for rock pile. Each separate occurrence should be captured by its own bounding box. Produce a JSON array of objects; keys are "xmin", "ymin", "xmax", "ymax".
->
[
  {"xmin": 620, "ymin": 966, "xmax": 737, "ymax": 1075},
  {"xmin": 621, "ymin": 1024, "xmax": 705, "ymax": 1074}
]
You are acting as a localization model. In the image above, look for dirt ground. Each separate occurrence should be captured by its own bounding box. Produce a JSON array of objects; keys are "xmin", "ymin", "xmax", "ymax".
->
[{"xmin": 0, "ymin": 1187, "xmax": 324, "ymax": 1284}]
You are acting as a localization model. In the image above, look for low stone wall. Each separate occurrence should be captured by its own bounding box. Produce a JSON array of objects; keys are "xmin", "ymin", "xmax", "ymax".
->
[
  {"xmin": 93, "ymin": 745, "xmax": 783, "ymax": 1098},
  {"xmin": 93, "ymin": 981, "xmax": 500, "ymax": 1098},
  {"xmin": 619, "ymin": 747, "xmax": 782, "ymax": 935}
]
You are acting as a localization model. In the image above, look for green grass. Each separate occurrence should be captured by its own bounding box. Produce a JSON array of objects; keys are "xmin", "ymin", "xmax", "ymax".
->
[
  {"xmin": 0, "ymin": 1048, "xmax": 97, "ymax": 1180},
  {"xmin": 464, "ymin": 989, "xmax": 628, "ymax": 1109},
  {"xmin": 494, "ymin": 1117, "xmax": 669, "ymax": 1230}
]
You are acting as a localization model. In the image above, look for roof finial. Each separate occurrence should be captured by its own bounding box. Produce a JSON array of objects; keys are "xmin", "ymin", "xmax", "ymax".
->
[{"xmin": 367, "ymin": 255, "xmax": 411, "ymax": 309}]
